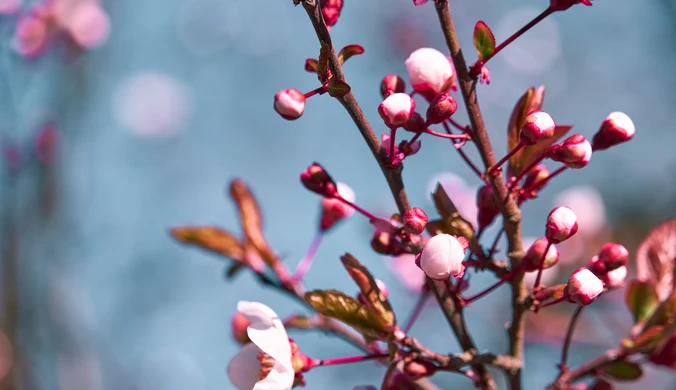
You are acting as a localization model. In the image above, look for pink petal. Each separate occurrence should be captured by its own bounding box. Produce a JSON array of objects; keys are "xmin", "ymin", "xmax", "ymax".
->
[{"xmin": 63, "ymin": 1, "xmax": 110, "ymax": 49}]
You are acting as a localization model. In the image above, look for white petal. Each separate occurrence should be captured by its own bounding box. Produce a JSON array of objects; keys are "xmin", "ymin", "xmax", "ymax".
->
[
  {"xmin": 228, "ymin": 343, "xmax": 263, "ymax": 390},
  {"xmin": 253, "ymin": 361, "xmax": 294, "ymax": 390},
  {"xmin": 238, "ymin": 301, "xmax": 292, "ymax": 371}
]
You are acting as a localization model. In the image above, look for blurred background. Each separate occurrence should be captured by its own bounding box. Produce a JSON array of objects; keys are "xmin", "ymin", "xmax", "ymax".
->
[{"xmin": 1, "ymin": 0, "xmax": 675, "ymax": 389}]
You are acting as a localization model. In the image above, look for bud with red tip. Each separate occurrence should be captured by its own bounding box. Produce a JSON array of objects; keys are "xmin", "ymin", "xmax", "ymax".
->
[
  {"xmin": 546, "ymin": 206, "xmax": 579, "ymax": 244},
  {"xmin": 274, "ymin": 88, "xmax": 306, "ymax": 120},
  {"xmin": 566, "ymin": 267, "xmax": 604, "ymax": 305},
  {"xmin": 521, "ymin": 237, "xmax": 559, "ymax": 272},
  {"xmin": 378, "ymin": 93, "xmax": 416, "ymax": 128},
  {"xmin": 594, "ymin": 242, "xmax": 629, "ymax": 272},
  {"xmin": 319, "ymin": 182, "xmax": 355, "ymax": 232},
  {"xmin": 419, "ymin": 234, "xmax": 466, "ymax": 280},
  {"xmin": 426, "ymin": 93, "xmax": 457, "ymax": 124},
  {"xmin": 592, "ymin": 111, "xmax": 635, "ymax": 151},
  {"xmin": 550, "ymin": 0, "xmax": 592, "ymax": 12},
  {"xmin": 476, "ymin": 185, "xmax": 499, "ymax": 231},
  {"xmin": 649, "ymin": 333, "xmax": 676, "ymax": 369},
  {"xmin": 380, "ymin": 74, "xmax": 406, "ymax": 98},
  {"xmin": 320, "ymin": 0, "xmax": 343, "ymax": 27},
  {"xmin": 231, "ymin": 312, "xmax": 251, "ymax": 345},
  {"xmin": 520, "ymin": 110, "xmax": 556, "ymax": 145},
  {"xmin": 403, "ymin": 112, "xmax": 426, "ymax": 133},
  {"xmin": 301, "ymin": 163, "xmax": 338, "ymax": 198},
  {"xmin": 549, "ymin": 134, "xmax": 592, "ymax": 168},
  {"xmin": 403, "ymin": 207, "xmax": 428, "ymax": 234},
  {"xmin": 405, "ymin": 48, "xmax": 454, "ymax": 100}
]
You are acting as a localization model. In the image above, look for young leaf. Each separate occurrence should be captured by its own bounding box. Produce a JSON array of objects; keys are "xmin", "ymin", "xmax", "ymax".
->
[
  {"xmin": 340, "ymin": 254, "xmax": 396, "ymax": 326},
  {"xmin": 625, "ymin": 280, "xmax": 660, "ymax": 323},
  {"xmin": 305, "ymin": 289, "xmax": 390, "ymax": 337},
  {"xmin": 328, "ymin": 79, "xmax": 351, "ymax": 98},
  {"xmin": 317, "ymin": 42, "xmax": 330, "ymax": 82},
  {"xmin": 229, "ymin": 179, "xmax": 278, "ymax": 267},
  {"xmin": 283, "ymin": 315, "xmax": 315, "ymax": 329},
  {"xmin": 644, "ymin": 291, "xmax": 676, "ymax": 329},
  {"xmin": 171, "ymin": 226, "xmax": 244, "ymax": 261},
  {"xmin": 305, "ymin": 58, "xmax": 318, "ymax": 73},
  {"xmin": 431, "ymin": 183, "xmax": 475, "ymax": 238},
  {"xmin": 338, "ymin": 44, "xmax": 365, "ymax": 64},
  {"xmin": 599, "ymin": 361, "xmax": 643, "ymax": 381},
  {"xmin": 507, "ymin": 86, "xmax": 545, "ymax": 175},
  {"xmin": 473, "ymin": 21, "xmax": 496, "ymax": 61},
  {"xmin": 636, "ymin": 219, "xmax": 676, "ymax": 301}
]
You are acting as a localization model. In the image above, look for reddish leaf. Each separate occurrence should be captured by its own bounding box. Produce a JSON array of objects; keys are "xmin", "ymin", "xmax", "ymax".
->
[
  {"xmin": 171, "ymin": 226, "xmax": 244, "ymax": 260},
  {"xmin": 328, "ymin": 79, "xmax": 351, "ymax": 97},
  {"xmin": 317, "ymin": 42, "xmax": 330, "ymax": 82},
  {"xmin": 305, "ymin": 58, "xmax": 318, "ymax": 73},
  {"xmin": 515, "ymin": 125, "xmax": 573, "ymax": 175},
  {"xmin": 636, "ymin": 219, "xmax": 676, "ymax": 301},
  {"xmin": 507, "ymin": 86, "xmax": 545, "ymax": 175},
  {"xmin": 473, "ymin": 21, "xmax": 496, "ymax": 61},
  {"xmin": 337, "ymin": 44, "xmax": 365, "ymax": 64}
]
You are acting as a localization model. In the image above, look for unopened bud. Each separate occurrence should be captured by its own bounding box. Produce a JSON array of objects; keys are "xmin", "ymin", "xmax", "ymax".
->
[
  {"xmin": 274, "ymin": 88, "xmax": 306, "ymax": 120},
  {"xmin": 425, "ymin": 93, "xmax": 457, "ymax": 124},
  {"xmin": 405, "ymin": 48, "xmax": 454, "ymax": 100},
  {"xmin": 602, "ymin": 265, "xmax": 627, "ymax": 289},
  {"xmin": 371, "ymin": 231, "xmax": 408, "ymax": 256},
  {"xmin": 419, "ymin": 234, "xmax": 466, "ymax": 280},
  {"xmin": 380, "ymin": 74, "xmax": 406, "ymax": 98},
  {"xmin": 595, "ymin": 242, "xmax": 629, "ymax": 272},
  {"xmin": 546, "ymin": 206, "xmax": 579, "ymax": 244},
  {"xmin": 520, "ymin": 110, "xmax": 555, "ymax": 145},
  {"xmin": 521, "ymin": 164, "xmax": 549, "ymax": 195},
  {"xmin": 521, "ymin": 237, "xmax": 559, "ymax": 272},
  {"xmin": 404, "ymin": 360, "xmax": 437, "ymax": 380},
  {"xmin": 301, "ymin": 162, "xmax": 338, "ymax": 198},
  {"xmin": 320, "ymin": 182, "xmax": 355, "ymax": 232},
  {"xmin": 402, "ymin": 112, "xmax": 426, "ymax": 133},
  {"xmin": 550, "ymin": 0, "xmax": 593, "ymax": 13},
  {"xmin": 549, "ymin": 134, "xmax": 592, "ymax": 168},
  {"xmin": 231, "ymin": 312, "xmax": 251, "ymax": 345},
  {"xmin": 592, "ymin": 111, "xmax": 635, "ymax": 151},
  {"xmin": 403, "ymin": 207, "xmax": 428, "ymax": 234},
  {"xmin": 399, "ymin": 139, "xmax": 421, "ymax": 156},
  {"xmin": 566, "ymin": 267, "xmax": 604, "ymax": 305},
  {"xmin": 476, "ymin": 185, "xmax": 499, "ymax": 231},
  {"xmin": 320, "ymin": 0, "xmax": 343, "ymax": 27},
  {"xmin": 378, "ymin": 93, "xmax": 416, "ymax": 128}
]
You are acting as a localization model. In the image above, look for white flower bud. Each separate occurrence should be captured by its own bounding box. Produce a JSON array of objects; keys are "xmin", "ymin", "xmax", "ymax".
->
[
  {"xmin": 419, "ymin": 234, "xmax": 466, "ymax": 280},
  {"xmin": 405, "ymin": 48, "xmax": 453, "ymax": 98},
  {"xmin": 378, "ymin": 93, "xmax": 415, "ymax": 128}
]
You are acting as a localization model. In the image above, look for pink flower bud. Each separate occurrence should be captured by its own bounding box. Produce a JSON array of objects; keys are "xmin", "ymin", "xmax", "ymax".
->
[
  {"xmin": 320, "ymin": 0, "xmax": 343, "ymax": 27},
  {"xmin": 403, "ymin": 112, "xmax": 425, "ymax": 133},
  {"xmin": 520, "ymin": 110, "xmax": 555, "ymax": 145},
  {"xmin": 403, "ymin": 207, "xmax": 428, "ymax": 234},
  {"xmin": 521, "ymin": 164, "xmax": 549, "ymax": 197},
  {"xmin": 426, "ymin": 93, "xmax": 458, "ymax": 124},
  {"xmin": 592, "ymin": 112, "xmax": 635, "ymax": 151},
  {"xmin": 405, "ymin": 48, "xmax": 454, "ymax": 100},
  {"xmin": 549, "ymin": 134, "xmax": 592, "ymax": 168},
  {"xmin": 380, "ymin": 74, "xmax": 406, "ymax": 98},
  {"xmin": 274, "ymin": 88, "xmax": 306, "ymax": 120},
  {"xmin": 378, "ymin": 93, "xmax": 416, "ymax": 128},
  {"xmin": 371, "ymin": 230, "xmax": 408, "ymax": 256},
  {"xmin": 649, "ymin": 333, "xmax": 676, "ymax": 368},
  {"xmin": 404, "ymin": 360, "xmax": 437, "ymax": 380},
  {"xmin": 602, "ymin": 265, "xmax": 627, "ymax": 289},
  {"xmin": 231, "ymin": 312, "xmax": 251, "ymax": 345},
  {"xmin": 521, "ymin": 237, "xmax": 559, "ymax": 272},
  {"xmin": 566, "ymin": 267, "xmax": 604, "ymax": 305},
  {"xmin": 419, "ymin": 234, "xmax": 466, "ymax": 280},
  {"xmin": 546, "ymin": 206, "xmax": 579, "ymax": 244},
  {"xmin": 413, "ymin": 0, "xmax": 429, "ymax": 6},
  {"xmin": 15, "ymin": 11, "xmax": 48, "ymax": 58},
  {"xmin": 319, "ymin": 182, "xmax": 355, "ymax": 232},
  {"xmin": 476, "ymin": 185, "xmax": 499, "ymax": 231},
  {"xmin": 550, "ymin": 0, "xmax": 592, "ymax": 12},
  {"xmin": 595, "ymin": 242, "xmax": 629, "ymax": 272},
  {"xmin": 300, "ymin": 162, "xmax": 338, "ymax": 198}
]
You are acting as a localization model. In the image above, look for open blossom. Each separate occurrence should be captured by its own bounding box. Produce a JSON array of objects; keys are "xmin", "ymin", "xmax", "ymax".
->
[
  {"xmin": 274, "ymin": 89, "xmax": 306, "ymax": 120},
  {"xmin": 228, "ymin": 301, "xmax": 294, "ymax": 390},
  {"xmin": 546, "ymin": 206, "xmax": 578, "ymax": 244},
  {"xmin": 405, "ymin": 48, "xmax": 454, "ymax": 100},
  {"xmin": 319, "ymin": 182, "xmax": 355, "ymax": 232},
  {"xmin": 419, "ymin": 234, "xmax": 465, "ymax": 280},
  {"xmin": 592, "ymin": 111, "xmax": 635, "ymax": 150},
  {"xmin": 520, "ymin": 111, "xmax": 555, "ymax": 145},
  {"xmin": 378, "ymin": 93, "xmax": 415, "ymax": 128},
  {"xmin": 566, "ymin": 268, "xmax": 604, "ymax": 305}
]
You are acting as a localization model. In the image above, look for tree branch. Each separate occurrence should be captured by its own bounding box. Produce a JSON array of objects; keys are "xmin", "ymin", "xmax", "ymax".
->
[{"xmin": 433, "ymin": 1, "xmax": 526, "ymax": 388}]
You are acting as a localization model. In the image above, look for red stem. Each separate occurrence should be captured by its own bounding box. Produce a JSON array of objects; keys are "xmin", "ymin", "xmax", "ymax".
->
[
  {"xmin": 488, "ymin": 141, "xmax": 524, "ymax": 175},
  {"xmin": 408, "ymin": 128, "xmax": 424, "ymax": 145},
  {"xmin": 441, "ymin": 121, "xmax": 484, "ymax": 179},
  {"xmin": 532, "ymin": 240, "xmax": 552, "ymax": 291},
  {"xmin": 317, "ymin": 353, "xmax": 390, "ymax": 367},
  {"xmin": 304, "ymin": 85, "xmax": 328, "ymax": 98},
  {"xmin": 292, "ymin": 233, "xmax": 323, "ymax": 281},
  {"xmin": 403, "ymin": 287, "xmax": 431, "ymax": 333},
  {"xmin": 448, "ymin": 117, "xmax": 469, "ymax": 132},
  {"xmin": 539, "ymin": 296, "xmax": 566, "ymax": 309},
  {"xmin": 337, "ymin": 197, "xmax": 379, "ymax": 222},
  {"xmin": 424, "ymin": 128, "xmax": 471, "ymax": 140},
  {"xmin": 481, "ymin": 8, "xmax": 555, "ymax": 66},
  {"xmin": 464, "ymin": 265, "xmax": 522, "ymax": 304}
]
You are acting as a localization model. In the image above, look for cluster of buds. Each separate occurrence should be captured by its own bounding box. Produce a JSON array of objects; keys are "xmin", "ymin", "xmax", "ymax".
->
[{"xmin": 587, "ymin": 243, "xmax": 629, "ymax": 288}]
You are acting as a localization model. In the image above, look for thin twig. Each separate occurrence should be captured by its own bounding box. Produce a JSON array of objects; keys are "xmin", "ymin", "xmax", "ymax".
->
[
  {"xmin": 559, "ymin": 306, "xmax": 584, "ymax": 373},
  {"xmin": 433, "ymin": 1, "xmax": 525, "ymax": 388}
]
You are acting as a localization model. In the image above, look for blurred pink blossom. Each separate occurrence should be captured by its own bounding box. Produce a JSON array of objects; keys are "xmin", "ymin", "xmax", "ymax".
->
[
  {"xmin": 387, "ymin": 253, "xmax": 426, "ymax": 292},
  {"xmin": 58, "ymin": 0, "xmax": 110, "ymax": 49},
  {"xmin": 426, "ymin": 172, "xmax": 478, "ymax": 228},
  {"xmin": 0, "ymin": 0, "xmax": 20, "ymax": 14},
  {"xmin": 15, "ymin": 10, "xmax": 49, "ymax": 58}
]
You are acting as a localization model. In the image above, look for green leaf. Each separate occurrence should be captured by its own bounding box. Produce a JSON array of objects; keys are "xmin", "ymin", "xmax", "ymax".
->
[
  {"xmin": 304, "ymin": 58, "xmax": 318, "ymax": 73},
  {"xmin": 631, "ymin": 325, "xmax": 665, "ymax": 351},
  {"xmin": 473, "ymin": 21, "xmax": 496, "ymax": 61},
  {"xmin": 283, "ymin": 315, "xmax": 315, "ymax": 329},
  {"xmin": 625, "ymin": 280, "xmax": 660, "ymax": 323},
  {"xmin": 600, "ymin": 361, "xmax": 643, "ymax": 381},
  {"xmin": 171, "ymin": 226, "xmax": 244, "ymax": 261},
  {"xmin": 338, "ymin": 44, "xmax": 365, "ymax": 64},
  {"xmin": 318, "ymin": 42, "xmax": 330, "ymax": 81},
  {"xmin": 305, "ymin": 290, "xmax": 390, "ymax": 337},
  {"xmin": 328, "ymin": 79, "xmax": 351, "ymax": 98},
  {"xmin": 430, "ymin": 183, "xmax": 475, "ymax": 238},
  {"xmin": 340, "ymin": 254, "xmax": 395, "ymax": 326}
]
